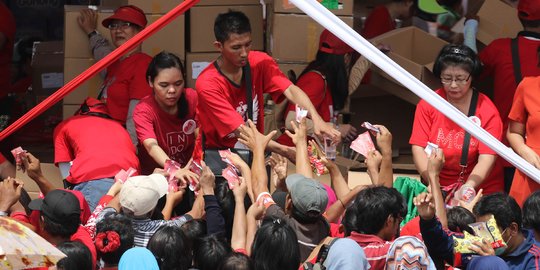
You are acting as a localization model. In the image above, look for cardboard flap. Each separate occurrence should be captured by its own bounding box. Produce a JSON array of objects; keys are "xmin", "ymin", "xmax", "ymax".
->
[{"xmin": 477, "ymin": 0, "xmax": 521, "ymax": 45}]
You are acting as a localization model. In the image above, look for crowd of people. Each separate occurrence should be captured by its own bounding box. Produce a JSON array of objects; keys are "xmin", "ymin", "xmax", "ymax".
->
[{"xmin": 1, "ymin": 0, "xmax": 540, "ymax": 269}]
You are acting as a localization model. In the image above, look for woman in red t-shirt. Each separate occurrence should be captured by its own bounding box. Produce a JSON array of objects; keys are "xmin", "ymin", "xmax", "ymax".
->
[
  {"xmin": 133, "ymin": 51, "xmax": 199, "ymax": 185},
  {"xmin": 410, "ymin": 44, "xmax": 504, "ymax": 199},
  {"xmin": 277, "ymin": 30, "xmax": 359, "ymax": 146}
]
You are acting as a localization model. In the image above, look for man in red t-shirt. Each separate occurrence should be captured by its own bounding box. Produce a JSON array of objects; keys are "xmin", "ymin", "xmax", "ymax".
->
[
  {"xmin": 196, "ymin": 11, "xmax": 340, "ymax": 156},
  {"xmin": 54, "ymin": 98, "xmax": 139, "ymax": 211},
  {"xmin": 477, "ymin": 0, "xmax": 540, "ymax": 191}
]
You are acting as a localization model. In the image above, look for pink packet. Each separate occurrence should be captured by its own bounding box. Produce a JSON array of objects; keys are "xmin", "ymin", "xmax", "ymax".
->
[
  {"xmin": 222, "ymin": 165, "xmax": 239, "ymax": 190},
  {"xmin": 219, "ymin": 149, "xmax": 240, "ymax": 173},
  {"xmin": 189, "ymin": 160, "xmax": 203, "ymax": 176},
  {"xmin": 114, "ymin": 167, "xmax": 138, "ymax": 183},
  {"xmin": 295, "ymin": 104, "xmax": 308, "ymax": 122},
  {"xmin": 307, "ymin": 145, "xmax": 328, "ymax": 176},
  {"xmin": 350, "ymin": 131, "xmax": 376, "ymax": 158},
  {"xmin": 164, "ymin": 159, "xmax": 182, "ymax": 192},
  {"xmin": 11, "ymin": 147, "xmax": 26, "ymax": 170},
  {"xmin": 361, "ymin": 122, "xmax": 380, "ymax": 134}
]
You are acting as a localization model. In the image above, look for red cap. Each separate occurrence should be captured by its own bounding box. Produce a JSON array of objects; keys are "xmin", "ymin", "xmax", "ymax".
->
[
  {"xmin": 102, "ymin": 5, "xmax": 147, "ymax": 28},
  {"xmin": 318, "ymin": 29, "xmax": 354, "ymax": 55},
  {"xmin": 518, "ymin": 0, "xmax": 540, "ymax": 21}
]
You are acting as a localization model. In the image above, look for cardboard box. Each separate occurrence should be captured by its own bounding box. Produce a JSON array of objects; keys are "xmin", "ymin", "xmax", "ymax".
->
[
  {"xmin": 185, "ymin": 52, "xmax": 220, "ymax": 88},
  {"xmin": 269, "ymin": 13, "xmax": 353, "ymax": 62},
  {"xmin": 197, "ymin": 0, "xmax": 260, "ymax": 5},
  {"xmin": 100, "ymin": 0, "xmax": 184, "ymax": 13},
  {"xmin": 273, "ymin": 0, "xmax": 354, "ymax": 16},
  {"xmin": 63, "ymin": 104, "xmax": 81, "ymax": 119},
  {"xmin": 277, "ymin": 62, "xmax": 308, "ymax": 81},
  {"xmin": 63, "ymin": 58, "xmax": 104, "ymax": 105},
  {"xmin": 189, "ymin": 5, "xmax": 264, "ymax": 52},
  {"xmin": 16, "ymin": 163, "xmax": 64, "ymax": 195},
  {"xmin": 143, "ymin": 14, "xmax": 185, "ymax": 59},
  {"xmin": 64, "ymin": 6, "xmax": 111, "ymax": 59},
  {"xmin": 477, "ymin": 0, "xmax": 521, "ymax": 45},
  {"xmin": 31, "ymin": 41, "xmax": 64, "ymax": 95},
  {"xmin": 368, "ymin": 27, "xmax": 448, "ymax": 105}
]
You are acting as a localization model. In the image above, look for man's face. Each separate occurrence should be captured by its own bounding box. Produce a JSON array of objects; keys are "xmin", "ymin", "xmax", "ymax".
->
[{"xmin": 217, "ymin": 32, "xmax": 252, "ymax": 68}]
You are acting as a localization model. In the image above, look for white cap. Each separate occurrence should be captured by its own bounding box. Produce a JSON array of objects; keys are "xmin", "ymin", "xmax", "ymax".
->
[{"xmin": 119, "ymin": 174, "xmax": 168, "ymax": 216}]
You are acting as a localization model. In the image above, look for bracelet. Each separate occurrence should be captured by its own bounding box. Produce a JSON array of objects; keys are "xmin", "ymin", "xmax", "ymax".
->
[
  {"xmin": 256, "ymin": 192, "xmax": 271, "ymax": 203},
  {"xmin": 0, "ymin": 211, "xmax": 8, "ymax": 217},
  {"xmin": 87, "ymin": 30, "xmax": 98, "ymax": 39}
]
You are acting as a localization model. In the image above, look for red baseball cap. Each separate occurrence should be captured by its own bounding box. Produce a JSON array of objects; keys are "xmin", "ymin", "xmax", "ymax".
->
[
  {"xmin": 518, "ymin": 0, "xmax": 540, "ymax": 21},
  {"xmin": 319, "ymin": 29, "xmax": 354, "ymax": 55},
  {"xmin": 102, "ymin": 5, "xmax": 147, "ymax": 28}
]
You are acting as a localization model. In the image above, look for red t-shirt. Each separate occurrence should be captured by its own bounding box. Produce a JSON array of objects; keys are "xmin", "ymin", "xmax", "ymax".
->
[
  {"xmin": 0, "ymin": 153, "xmax": 6, "ymax": 164},
  {"xmin": 277, "ymin": 71, "xmax": 333, "ymax": 146},
  {"xmin": 478, "ymin": 35, "xmax": 540, "ymax": 146},
  {"xmin": 196, "ymin": 51, "xmax": 290, "ymax": 148},
  {"xmin": 100, "ymin": 52, "xmax": 153, "ymax": 123},
  {"xmin": 348, "ymin": 232, "xmax": 392, "ymax": 270},
  {"xmin": 409, "ymin": 89, "xmax": 504, "ymax": 194},
  {"xmin": 362, "ymin": 5, "xmax": 396, "ymax": 39},
  {"xmin": 0, "ymin": 3, "xmax": 15, "ymax": 98},
  {"xmin": 54, "ymin": 115, "xmax": 140, "ymax": 184},
  {"xmin": 133, "ymin": 89, "xmax": 198, "ymax": 174}
]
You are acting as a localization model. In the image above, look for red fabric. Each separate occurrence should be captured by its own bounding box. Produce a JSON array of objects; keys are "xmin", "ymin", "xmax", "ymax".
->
[
  {"xmin": 100, "ymin": 52, "xmax": 152, "ymax": 123},
  {"xmin": 0, "ymin": 2, "xmax": 15, "ymax": 99},
  {"xmin": 277, "ymin": 71, "xmax": 333, "ymax": 146},
  {"xmin": 478, "ymin": 36, "xmax": 540, "ymax": 147},
  {"xmin": 348, "ymin": 232, "xmax": 392, "ymax": 270},
  {"xmin": 361, "ymin": 5, "xmax": 396, "ymax": 39},
  {"xmin": 196, "ymin": 51, "xmax": 290, "ymax": 148},
  {"xmin": 400, "ymin": 216, "xmax": 423, "ymax": 241},
  {"xmin": 0, "ymin": 0, "xmax": 199, "ymax": 142},
  {"xmin": 508, "ymin": 77, "xmax": 540, "ymax": 206},
  {"xmin": 0, "ymin": 153, "xmax": 5, "ymax": 164},
  {"xmin": 134, "ymin": 90, "xmax": 198, "ymax": 174},
  {"xmin": 409, "ymin": 89, "xmax": 504, "ymax": 194},
  {"xmin": 54, "ymin": 114, "xmax": 139, "ymax": 184},
  {"xmin": 329, "ymin": 222, "xmax": 344, "ymax": 238},
  {"xmin": 84, "ymin": 194, "xmax": 114, "ymax": 239}
]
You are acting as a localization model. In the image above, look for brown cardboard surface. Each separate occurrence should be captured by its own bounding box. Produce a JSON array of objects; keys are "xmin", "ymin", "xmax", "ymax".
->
[
  {"xmin": 185, "ymin": 52, "xmax": 221, "ymax": 88},
  {"xmin": 277, "ymin": 62, "xmax": 308, "ymax": 81},
  {"xmin": 63, "ymin": 58, "xmax": 104, "ymax": 105},
  {"xmin": 64, "ymin": 6, "xmax": 111, "ymax": 59},
  {"xmin": 189, "ymin": 5, "xmax": 264, "ymax": 52},
  {"xmin": 63, "ymin": 104, "xmax": 81, "ymax": 120},
  {"xmin": 477, "ymin": 0, "xmax": 521, "ymax": 45},
  {"xmin": 368, "ymin": 26, "xmax": 448, "ymax": 104},
  {"xmin": 269, "ymin": 14, "xmax": 353, "ymax": 62},
  {"xmin": 273, "ymin": 0, "xmax": 353, "ymax": 16},
  {"xmin": 143, "ymin": 14, "xmax": 185, "ymax": 59},
  {"xmin": 16, "ymin": 163, "xmax": 64, "ymax": 193},
  {"xmin": 197, "ymin": 0, "xmax": 261, "ymax": 5},
  {"xmin": 127, "ymin": 0, "xmax": 183, "ymax": 14},
  {"xmin": 31, "ymin": 41, "xmax": 64, "ymax": 95}
]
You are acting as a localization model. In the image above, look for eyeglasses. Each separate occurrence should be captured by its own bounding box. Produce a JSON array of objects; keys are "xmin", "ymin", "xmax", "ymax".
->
[
  {"xmin": 108, "ymin": 22, "xmax": 133, "ymax": 30},
  {"xmin": 441, "ymin": 74, "xmax": 471, "ymax": 85}
]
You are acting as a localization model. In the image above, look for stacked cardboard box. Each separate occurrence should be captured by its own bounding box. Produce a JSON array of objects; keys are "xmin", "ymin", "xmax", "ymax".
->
[
  {"xmin": 62, "ymin": 3, "xmax": 186, "ymax": 118},
  {"xmin": 185, "ymin": 0, "xmax": 263, "ymax": 88}
]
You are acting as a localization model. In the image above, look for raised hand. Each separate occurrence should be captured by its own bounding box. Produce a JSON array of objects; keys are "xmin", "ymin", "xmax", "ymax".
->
[
  {"xmin": 414, "ymin": 192, "xmax": 436, "ymax": 220},
  {"xmin": 284, "ymin": 117, "xmax": 308, "ymax": 146},
  {"xmin": 77, "ymin": 9, "xmax": 98, "ymax": 35},
  {"xmin": 238, "ymin": 120, "xmax": 277, "ymax": 152}
]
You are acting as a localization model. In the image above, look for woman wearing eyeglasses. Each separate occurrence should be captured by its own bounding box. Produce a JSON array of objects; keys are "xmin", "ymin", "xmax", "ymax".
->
[
  {"xmin": 77, "ymin": 5, "xmax": 152, "ymax": 146},
  {"xmin": 409, "ymin": 44, "xmax": 504, "ymax": 200}
]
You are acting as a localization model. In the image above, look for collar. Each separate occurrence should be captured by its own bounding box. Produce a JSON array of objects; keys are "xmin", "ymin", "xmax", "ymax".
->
[
  {"xmin": 517, "ymin": 31, "xmax": 540, "ymax": 40},
  {"xmin": 506, "ymin": 229, "xmax": 535, "ymax": 258},
  {"xmin": 348, "ymin": 231, "xmax": 387, "ymax": 245}
]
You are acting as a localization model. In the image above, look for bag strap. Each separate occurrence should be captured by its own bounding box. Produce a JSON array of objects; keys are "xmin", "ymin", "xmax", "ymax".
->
[
  {"xmin": 244, "ymin": 63, "xmax": 253, "ymax": 121},
  {"xmin": 460, "ymin": 90, "xmax": 479, "ymax": 168},
  {"xmin": 510, "ymin": 37, "xmax": 523, "ymax": 85}
]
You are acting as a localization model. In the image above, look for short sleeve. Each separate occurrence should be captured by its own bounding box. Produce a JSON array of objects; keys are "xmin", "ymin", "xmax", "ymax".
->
[
  {"xmin": 53, "ymin": 122, "xmax": 75, "ymax": 164},
  {"xmin": 128, "ymin": 56, "xmax": 152, "ymax": 100},
  {"xmin": 508, "ymin": 78, "xmax": 528, "ymax": 124},
  {"xmin": 259, "ymin": 54, "xmax": 291, "ymax": 104},
  {"xmin": 133, "ymin": 101, "xmax": 158, "ymax": 143},
  {"xmin": 409, "ymin": 100, "xmax": 433, "ymax": 147}
]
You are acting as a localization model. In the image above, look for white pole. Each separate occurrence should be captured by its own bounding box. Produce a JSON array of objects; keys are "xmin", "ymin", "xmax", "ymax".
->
[{"xmin": 290, "ymin": 0, "xmax": 540, "ymax": 183}]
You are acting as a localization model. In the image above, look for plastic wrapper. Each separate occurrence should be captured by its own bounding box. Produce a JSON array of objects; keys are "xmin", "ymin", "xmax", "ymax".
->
[
  {"xmin": 453, "ymin": 215, "xmax": 507, "ymax": 254},
  {"xmin": 308, "ymin": 144, "xmax": 329, "ymax": 176},
  {"xmin": 350, "ymin": 131, "xmax": 376, "ymax": 158},
  {"xmin": 222, "ymin": 165, "xmax": 239, "ymax": 190},
  {"xmin": 424, "ymin": 142, "xmax": 439, "ymax": 156},
  {"xmin": 114, "ymin": 167, "xmax": 137, "ymax": 184},
  {"xmin": 295, "ymin": 104, "xmax": 308, "ymax": 122}
]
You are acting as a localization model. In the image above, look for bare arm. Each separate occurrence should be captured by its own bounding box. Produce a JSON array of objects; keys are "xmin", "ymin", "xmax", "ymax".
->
[
  {"xmin": 427, "ymin": 149, "xmax": 448, "ymax": 228},
  {"xmin": 324, "ymin": 185, "xmax": 363, "ymax": 223},
  {"xmin": 143, "ymin": 138, "xmax": 170, "ymax": 168},
  {"xmin": 231, "ymin": 177, "xmax": 248, "ymax": 250},
  {"xmin": 23, "ymin": 153, "xmax": 55, "ymax": 195},
  {"xmin": 412, "ymin": 145, "xmax": 430, "ymax": 183},
  {"xmin": 245, "ymin": 201, "xmax": 265, "ymax": 255},
  {"xmin": 464, "ymin": 154, "xmax": 496, "ymax": 189},
  {"xmin": 507, "ymin": 120, "xmax": 540, "ymax": 168},
  {"xmin": 375, "ymin": 125, "xmax": 393, "ymax": 188},
  {"xmin": 284, "ymin": 119, "xmax": 312, "ymax": 178}
]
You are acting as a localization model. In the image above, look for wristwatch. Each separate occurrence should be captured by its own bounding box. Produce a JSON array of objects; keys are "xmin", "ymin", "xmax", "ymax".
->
[{"xmin": 87, "ymin": 30, "xmax": 99, "ymax": 39}]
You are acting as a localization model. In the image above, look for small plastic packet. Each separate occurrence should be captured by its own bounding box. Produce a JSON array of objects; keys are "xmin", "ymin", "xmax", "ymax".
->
[
  {"xmin": 307, "ymin": 144, "xmax": 329, "ymax": 176},
  {"xmin": 361, "ymin": 122, "xmax": 380, "ymax": 134},
  {"xmin": 350, "ymin": 132, "xmax": 376, "ymax": 158},
  {"xmin": 189, "ymin": 159, "xmax": 203, "ymax": 176},
  {"xmin": 11, "ymin": 147, "xmax": 27, "ymax": 171},
  {"xmin": 164, "ymin": 159, "xmax": 182, "ymax": 192},
  {"xmin": 222, "ymin": 165, "xmax": 239, "ymax": 190},
  {"xmin": 295, "ymin": 105, "xmax": 308, "ymax": 123},
  {"xmin": 424, "ymin": 142, "xmax": 439, "ymax": 156},
  {"xmin": 219, "ymin": 149, "xmax": 240, "ymax": 174},
  {"xmin": 114, "ymin": 167, "xmax": 137, "ymax": 184}
]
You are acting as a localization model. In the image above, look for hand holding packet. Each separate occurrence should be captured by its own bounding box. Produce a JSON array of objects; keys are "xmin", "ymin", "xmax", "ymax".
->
[
  {"xmin": 11, "ymin": 146, "xmax": 27, "ymax": 171},
  {"xmin": 307, "ymin": 143, "xmax": 329, "ymax": 176},
  {"xmin": 114, "ymin": 167, "xmax": 137, "ymax": 183},
  {"xmin": 453, "ymin": 215, "xmax": 507, "ymax": 254},
  {"xmin": 295, "ymin": 105, "xmax": 308, "ymax": 123},
  {"xmin": 350, "ymin": 132, "xmax": 376, "ymax": 158},
  {"xmin": 424, "ymin": 142, "xmax": 439, "ymax": 156},
  {"xmin": 164, "ymin": 159, "xmax": 182, "ymax": 192},
  {"xmin": 361, "ymin": 122, "xmax": 380, "ymax": 134},
  {"xmin": 222, "ymin": 165, "xmax": 240, "ymax": 190}
]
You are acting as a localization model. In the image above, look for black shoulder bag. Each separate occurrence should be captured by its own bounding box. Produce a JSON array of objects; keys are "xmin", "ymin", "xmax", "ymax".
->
[{"xmin": 203, "ymin": 64, "xmax": 254, "ymax": 177}]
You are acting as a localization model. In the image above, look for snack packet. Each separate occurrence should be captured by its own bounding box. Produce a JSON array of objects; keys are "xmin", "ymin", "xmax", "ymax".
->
[
  {"xmin": 424, "ymin": 142, "xmax": 439, "ymax": 156},
  {"xmin": 114, "ymin": 167, "xmax": 137, "ymax": 184},
  {"xmin": 295, "ymin": 105, "xmax": 308, "ymax": 122},
  {"xmin": 453, "ymin": 215, "xmax": 507, "ymax": 254},
  {"xmin": 222, "ymin": 165, "xmax": 239, "ymax": 190},
  {"xmin": 164, "ymin": 159, "xmax": 182, "ymax": 192},
  {"xmin": 350, "ymin": 132, "xmax": 376, "ymax": 158},
  {"xmin": 219, "ymin": 149, "xmax": 240, "ymax": 174},
  {"xmin": 189, "ymin": 160, "xmax": 203, "ymax": 177},
  {"xmin": 308, "ymin": 144, "xmax": 329, "ymax": 176},
  {"xmin": 11, "ymin": 147, "xmax": 26, "ymax": 171},
  {"xmin": 361, "ymin": 122, "xmax": 380, "ymax": 134}
]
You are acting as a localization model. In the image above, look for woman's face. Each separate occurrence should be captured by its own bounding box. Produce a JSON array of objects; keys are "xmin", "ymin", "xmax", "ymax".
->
[
  {"xmin": 440, "ymin": 65, "xmax": 472, "ymax": 101},
  {"xmin": 150, "ymin": 67, "xmax": 184, "ymax": 111},
  {"xmin": 109, "ymin": 19, "xmax": 140, "ymax": 48}
]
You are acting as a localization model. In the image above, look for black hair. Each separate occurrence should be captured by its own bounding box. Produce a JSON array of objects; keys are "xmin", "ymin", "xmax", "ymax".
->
[
  {"xmin": 346, "ymin": 186, "xmax": 407, "ymax": 235},
  {"xmin": 250, "ymin": 219, "xmax": 300, "ymax": 270},
  {"xmin": 95, "ymin": 213, "xmax": 134, "ymax": 265},
  {"xmin": 301, "ymin": 51, "xmax": 349, "ymax": 111},
  {"xmin": 215, "ymin": 179, "xmax": 253, "ymax": 240},
  {"xmin": 473, "ymin": 193, "xmax": 522, "ymax": 230},
  {"xmin": 180, "ymin": 219, "xmax": 207, "ymax": 247},
  {"xmin": 523, "ymin": 190, "xmax": 540, "ymax": 230},
  {"xmin": 42, "ymin": 215, "xmax": 79, "ymax": 238},
  {"xmin": 447, "ymin": 206, "xmax": 475, "ymax": 234},
  {"xmin": 439, "ymin": 0, "xmax": 461, "ymax": 8},
  {"xmin": 214, "ymin": 10, "xmax": 251, "ymax": 43},
  {"xmin": 193, "ymin": 234, "xmax": 232, "ymax": 270},
  {"xmin": 56, "ymin": 241, "xmax": 93, "ymax": 270},
  {"xmin": 218, "ymin": 252, "xmax": 254, "ymax": 270},
  {"xmin": 147, "ymin": 226, "xmax": 192, "ymax": 270},
  {"xmin": 146, "ymin": 51, "xmax": 189, "ymax": 119},
  {"xmin": 432, "ymin": 44, "xmax": 483, "ymax": 79}
]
